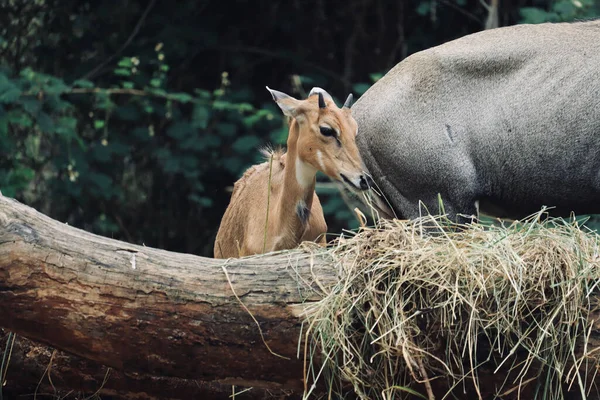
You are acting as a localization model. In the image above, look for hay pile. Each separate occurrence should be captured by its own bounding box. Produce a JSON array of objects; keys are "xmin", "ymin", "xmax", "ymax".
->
[{"xmin": 303, "ymin": 214, "xmax": 600, "ymax": 400}]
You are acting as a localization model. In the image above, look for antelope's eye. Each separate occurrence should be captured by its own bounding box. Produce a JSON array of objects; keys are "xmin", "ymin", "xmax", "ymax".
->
[{"xmin": 319, "ymin": 126, "xmax": 336, "ymax": 137}]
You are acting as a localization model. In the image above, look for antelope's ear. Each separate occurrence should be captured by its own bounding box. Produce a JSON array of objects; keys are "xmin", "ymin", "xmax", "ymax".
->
[{"xmin": 266, "ymin": 86, "xmax": 302, "ymax": 118}]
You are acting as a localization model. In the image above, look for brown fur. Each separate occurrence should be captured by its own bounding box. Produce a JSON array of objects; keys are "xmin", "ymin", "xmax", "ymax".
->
[
  {"xmin": 214, "ymin": 88, "xmax": 368, "ymax": 258},
  {"xmin": 214, "ymin": 148, "xmax": 327, "ymax": 258}
]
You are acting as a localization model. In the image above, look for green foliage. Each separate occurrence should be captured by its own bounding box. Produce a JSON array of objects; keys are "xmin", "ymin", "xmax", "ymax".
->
[
  {"xmin": 520, "ymin": 0, "xmax": 600, "ymax": 23},
  {"xmin": 0, "ymin": 166, "xmax": 35, "ymax": 198},
  {"xmin": 0, "ymin": 46, "xmax": 283, "ymax": 254},
  {"xmin": 2, "ymin": 0, "xmax": 597, "ymax": 258}
]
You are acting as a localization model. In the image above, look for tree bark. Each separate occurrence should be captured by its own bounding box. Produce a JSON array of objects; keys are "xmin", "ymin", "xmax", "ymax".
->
[
  {"xmin": 2, "ymin": 194, "xmax": 598, "ymax": 400},
  {"xmin": 0, "ymin": 331, "xmax": 298, "ymax": 399},
  {"xmin": 0, "ymin": 195, "xmax": 336, "ymax": 395}
]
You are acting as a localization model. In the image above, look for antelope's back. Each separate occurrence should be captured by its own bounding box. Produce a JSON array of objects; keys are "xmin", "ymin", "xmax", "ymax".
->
[
  {"xmin": 354, "ymin": 20, "xmax": 600, "ymax": 219},
  {"xmin": 214, "ymin": 162, "xmax": 272, "ymax": 258}
]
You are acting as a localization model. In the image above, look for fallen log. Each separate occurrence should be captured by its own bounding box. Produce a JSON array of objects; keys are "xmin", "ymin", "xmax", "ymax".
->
[
  {"xmin": 0, "ymin": 330, "xmax": 297, "ymax": 400},
  {"xmin": 2, "ymin": 194, "xmax": 600, "ymax": 400},
  {"xmin": 0, "ymin": 194, "xmax": 335, "ymax": 395}
]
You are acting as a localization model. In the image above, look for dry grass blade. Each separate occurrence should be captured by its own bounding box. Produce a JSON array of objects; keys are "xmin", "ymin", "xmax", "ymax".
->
[{"xmin": 303, "ymin": 213, "xmax": 600, "ymax": 399}]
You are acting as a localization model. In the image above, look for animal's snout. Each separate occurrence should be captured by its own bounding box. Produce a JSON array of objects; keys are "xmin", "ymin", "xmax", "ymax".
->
[
  {"xmin": 341, "ymin": 173, "xmax": 372, "ymax": 191},
  {"xmin": 362, "ymin": 175, "xmax": 375, "ymax": 190},
  {"xmin": 359, "ymin": 175, "xmax": 370, "ymax": 190}
]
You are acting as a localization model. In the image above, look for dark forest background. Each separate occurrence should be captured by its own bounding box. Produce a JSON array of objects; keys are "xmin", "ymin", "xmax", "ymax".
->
[{"xmin": 0, "ymin": 0, "xmax": 598, "ymax": 257}]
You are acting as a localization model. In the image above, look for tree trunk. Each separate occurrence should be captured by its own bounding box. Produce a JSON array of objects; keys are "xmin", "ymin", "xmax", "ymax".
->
[
  {"xmin": 0, "ymin": 195, "xmax": 335, "ymax": 395},
  {"xmin": 0, "ymin": 330, "xmax": 298, "ymax": 399},
  {"xmin": 1, "ymin": 194, "xmax": 598, "ymax": 400}
]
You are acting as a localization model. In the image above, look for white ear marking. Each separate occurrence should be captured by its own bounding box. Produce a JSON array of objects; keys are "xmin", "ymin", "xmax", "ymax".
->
[
  {"xmin": 266, "ymin": 86, "xmax": 291, "ymax": 102},
  {"xmin": 266, "ymin": 86, "xmax": 298, "ymax": 118}
]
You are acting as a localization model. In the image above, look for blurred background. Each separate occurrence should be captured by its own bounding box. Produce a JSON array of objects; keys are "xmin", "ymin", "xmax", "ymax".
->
[{"xmin": 0, "ymin": 0, "xmax": 598, "ymax": 257}]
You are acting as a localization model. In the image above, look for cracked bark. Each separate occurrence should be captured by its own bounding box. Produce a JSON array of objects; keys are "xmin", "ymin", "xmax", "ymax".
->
[
  {"xmin": 0, "ymin": 195, "xmax": 336, "ymax": 398},
  {"xmin": 1, "ymin": 331, "xmax": 301, "ymax": 400},
  {"xmin": 4, "ymin": 194, "xmax": 594, "ymax": 400}
]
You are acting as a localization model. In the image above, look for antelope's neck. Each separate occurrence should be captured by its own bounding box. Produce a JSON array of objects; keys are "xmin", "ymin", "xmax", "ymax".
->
[{"xmin": 275, "ymin": 122, "xmax": 317, "ymax": 231}]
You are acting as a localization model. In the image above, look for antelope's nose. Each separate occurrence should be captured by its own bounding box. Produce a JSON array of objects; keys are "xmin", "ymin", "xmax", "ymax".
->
[{"xmin": 359, "ymin": 175, "xmax": 371, "ymax": 190}]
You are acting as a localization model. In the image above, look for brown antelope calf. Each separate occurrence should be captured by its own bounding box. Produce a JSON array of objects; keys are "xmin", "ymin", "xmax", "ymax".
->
[{"xmin": 214, "ymin": 87, "xmax": 371, "ymax": 258}]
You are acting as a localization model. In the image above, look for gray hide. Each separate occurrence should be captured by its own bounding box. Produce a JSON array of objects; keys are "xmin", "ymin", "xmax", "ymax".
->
[{"xmin": 353, "ymin": 20, "xmax": 600, "ymax": 222}]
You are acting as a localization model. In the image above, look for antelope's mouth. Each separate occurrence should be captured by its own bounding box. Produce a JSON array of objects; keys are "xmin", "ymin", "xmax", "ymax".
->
[{"xmin": 340, "ymin": 173, "xmax": 372, "ymax": 191}]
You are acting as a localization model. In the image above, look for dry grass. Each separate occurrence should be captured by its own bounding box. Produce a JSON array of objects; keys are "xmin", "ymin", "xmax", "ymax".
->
[{"xmin": 302, "ymin": 212, "xmax": 600, "ymax": 399}]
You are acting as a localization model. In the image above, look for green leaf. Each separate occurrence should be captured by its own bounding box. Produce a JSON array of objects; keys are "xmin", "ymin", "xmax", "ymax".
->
[
  {"xmin": 352, "ymin": 83, "xmax": 371, "ymax": 96},
  {"xmin": 269, "ymin": 126, "xmax": 288, "ymax": 144},
  {"xmin": 121, "ymin": 81, "xmax": 134, "ymax": 89},
  {"xmin": 553, "ymin": 0, "xmax": 576, "ymax": 16},
  {"xmin": 44, "ymin": 94, "xmax": 73, "ymax": 112},
  {"xmin": 43, "ymin": 78, "xmax": 69, "ymax": 95},
  {"xmin": 87, "ymin": 171, "xmax": 113, "ymax": 193},
  {"xmin": 36, "ymin": 112, "xmax": 55, "ymax": 133},
  {"xmin": 94, "ymin": 92, "xmax": 116, "ymax": 110},
  {"xmin": 212, "ymin": 100, "xmax": 230, "ymax": 110},
  {"xmin": 295, "ymin": 75, "xmax": 316, "ymax": 85},
  {"xmin": 114, "ymin": 68, "xmax": 131, "ymax": 77},
  {"xmin": 0, "ymin": 166, "xmax": 35, "ymax": 197},
  {"xmin": 180, "ymin": 136, "xmax": 205, "ymax": 151},
  {"xmin": 148, "ymin": 87, "xmax": 167, "ymax": 96},
  {"xmin": 320, "ymin": 197, "xmax": 340, "ymax": 214},
  {"xmin": 94, "ymin": 119, "xmax": 105, "ymax": 129},
  {"xmin": 167, "ymin": 121, "xmax": 193, "ymax": 140},
  {"xmin": 243, "ymin": 114, "xmax": 261, "ymax": 127},
  {"xmin": 193, "ymin": 181, "xmax": 205, "ymax": 192},
  {"xmin": 0, "ymin": 87, "xmax": 21, "ymax": 103},
  {"xmin": 169, "ymin": 92, "xmax": 193, "ymax": 103},
  {"xmin": 24, "ymin": 134, "xmax": 41, "ymax": 159},
  {"xmin": 19, "ymin": 97, "xmax": 42, "ymax": 114},
  {"xmin": 115, "ymin": 103, "xmax": 140, "ymax": 121},
  {"xmin": 0, "ymin": 118, "xmax": 8, "ymax": 139},
  {"xmin": 369, "ymin": 73, "xmax": 383, "ymax": 83},
  {"xmin": 179, "ymin": 155, "xmax": 199, "ymax": 171},
  {"xmin": 150, "ymin": 78, "xmax": 162, "ymax": 88},
  {"xmin": 217, "ymin": 122, "xmax": 237, "ymax": 137},
  {"xmin": 199, "ymin": 133, "xmax": 220, "ymax": 148},
  {"xmin": 232, "ymin": 135, "xmax": 261, "ymax": 153},
  {"xmin": 108, "ymin": 141, "xmax": 131, "ymax": 155},
  {"xmin": 131, "ymin": 126, "xmax": 153, "ymax": 141},
  {"xmin": 191, "ymin": 104, "xmax": 210, "ymax": 129},
  {"xmin": 189, "ymin": 193, "xmax": 213, "ymax": 207},
  {"xmin": 18, "ymin": 67, "xmax": 35, "ymax": 81},
  {"xmin": 237, "ymin": 102, "xmax": 254, "ymax": 112},
  {"xmin": 223, "ymin": 156, "xmax": 244, "ymax": 174},
  {"xmin": 519, "ymin": 7, "xmax": 557, "ymax": 23},
  {"xmin": 194, "ymin": 89, "xmax": 211, "ymax": 99},
  {"xmin": 118, "ymin": 58, "xmax": 133, "ymax": 68},
  {"xmin": 162, "ymin": 157, "xmax": 181, "ymax": 174},
  {"xmin": 91, "ymin": 144, "xmax": 112, "ymax": 162},
  {"xmin": 7, "ymin": 110, "xmax": 33, "ymax": 127},
  {"xmin": 73, "ymin": 79, "xmax": 94, "ymax": 88},
  {"xmin": 55, "ymin": 117, "xmax": 81, "ymax": 145},
  {"xmin": 416, "ymin": 1, "xmax": 430, "ymax": 16}
]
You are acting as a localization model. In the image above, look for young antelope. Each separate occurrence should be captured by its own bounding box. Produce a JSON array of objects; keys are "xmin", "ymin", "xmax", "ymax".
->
[{"xmin": 214, "ymin": 87, "xmax": 371, "ymax": 258}]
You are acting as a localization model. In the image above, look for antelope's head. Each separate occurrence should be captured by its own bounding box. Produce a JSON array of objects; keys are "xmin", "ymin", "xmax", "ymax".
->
[{"xmin": 266, "ymin": 86, "xmax": 371, "ymax": 191}]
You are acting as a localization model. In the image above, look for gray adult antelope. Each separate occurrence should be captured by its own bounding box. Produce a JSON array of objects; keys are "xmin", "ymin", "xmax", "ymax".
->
[
  {"xmin": 353, "ymin": 20, "xmax": 600, "ymax": 222},
  {"xmin": 214, "ymin": 88, "xmax": 370, "ymax": 258}
]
